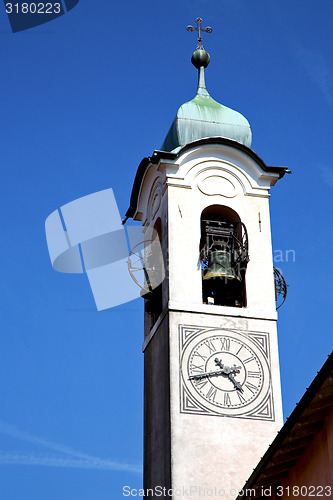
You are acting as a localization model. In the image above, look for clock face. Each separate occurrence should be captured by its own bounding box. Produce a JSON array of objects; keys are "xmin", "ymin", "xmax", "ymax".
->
[{"xmin": 180, "ymin": 327, "xmax": 273, "ymax": 419}]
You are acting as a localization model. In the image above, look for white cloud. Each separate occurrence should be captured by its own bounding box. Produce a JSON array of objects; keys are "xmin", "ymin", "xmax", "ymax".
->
[
  {"xmin": 0, "ymin": 452, "xmax": 142, "ymax": 473},
  {"xmin": 0, "ymin": 421, "xmax": 141, "ymax": 474},
  {"xmin": 319, "ymin": 165, "xmax": 333, "ymax": 189},
  {"xmin": 267, "ymin": 0, "xmax": 333, "ymax": 111},
  {"xmin": 292, "ymin": 43, "xmax": 333, "ymax": 111}
]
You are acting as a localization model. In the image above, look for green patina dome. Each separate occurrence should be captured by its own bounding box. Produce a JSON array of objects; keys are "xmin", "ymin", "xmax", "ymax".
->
[{"xmin": 160, "ymin": 49, "xmax": 252, "ymax": 153}]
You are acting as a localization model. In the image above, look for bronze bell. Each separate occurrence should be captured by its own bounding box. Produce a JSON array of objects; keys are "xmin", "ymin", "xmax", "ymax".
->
[{"xmin": 203, "ymin": 250, "xmax": 238, "ymax": 281}]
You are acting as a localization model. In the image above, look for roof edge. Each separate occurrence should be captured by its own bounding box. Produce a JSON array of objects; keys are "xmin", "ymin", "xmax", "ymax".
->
[
  {"xmin": 236, "ymin": 351, "xmax": 333, "ymax": 498},
  {"xmin": 125, "ymin": 137, "xmax": 290, "ymax": 219}
]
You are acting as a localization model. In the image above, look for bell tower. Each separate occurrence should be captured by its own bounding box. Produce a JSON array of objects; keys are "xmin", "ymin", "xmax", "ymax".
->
[{"xmin": 125, "ymin": 25, "xmax": 288, "ymax": 499}]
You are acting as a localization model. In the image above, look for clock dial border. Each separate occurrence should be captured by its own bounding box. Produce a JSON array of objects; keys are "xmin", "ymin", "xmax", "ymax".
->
[{"xmin": 179, "ymin": 325, "xmax": 275, "ymax": 421}]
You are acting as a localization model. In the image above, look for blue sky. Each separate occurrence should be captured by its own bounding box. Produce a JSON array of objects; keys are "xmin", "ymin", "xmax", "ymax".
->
[{"xmin": 0, "ymin": 1, "xmax": 332, "ymax": 498}]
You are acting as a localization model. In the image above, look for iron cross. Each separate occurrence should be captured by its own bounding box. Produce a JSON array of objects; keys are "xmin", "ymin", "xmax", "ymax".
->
[{"xmin": 186, "ymin": 17, "xmax": 212, "ymax": 49}]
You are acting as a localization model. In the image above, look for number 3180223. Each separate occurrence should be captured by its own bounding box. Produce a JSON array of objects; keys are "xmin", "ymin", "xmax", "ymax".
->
[
  {"xmin": 6, "ymin": 3, "xmax": 61, "ymax": 14},
  {"xmin": 276, "ymin": 485, "xmax": 332, "ymax": 497}
]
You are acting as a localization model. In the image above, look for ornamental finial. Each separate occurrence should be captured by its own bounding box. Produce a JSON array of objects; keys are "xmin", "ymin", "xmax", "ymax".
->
[{"xmin": 186, "ymin": 17, "xmax": 212, "ymax": 50}]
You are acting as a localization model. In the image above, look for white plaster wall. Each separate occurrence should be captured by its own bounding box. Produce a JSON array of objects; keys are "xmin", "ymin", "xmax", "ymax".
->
[
  {"xmin": 169, "ymin": 311, "xmax": 283, "ymax": 500},
  {"xmin": 162, "ymin": 145, "xmax": 278, "ymax": 320},
  {"xmin": 136, "ymin": 143, "xmax": 284, "ymax": 499}
]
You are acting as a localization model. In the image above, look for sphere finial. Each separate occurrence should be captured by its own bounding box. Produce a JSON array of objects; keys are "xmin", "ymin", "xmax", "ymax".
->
[{"xmin": 191, "ymin": 49, "xmax": 210, "ymax": 69}]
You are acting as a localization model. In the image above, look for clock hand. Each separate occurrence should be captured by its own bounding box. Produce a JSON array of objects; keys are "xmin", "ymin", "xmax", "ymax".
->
[
  {"xmin": 189, "ymin": 368, "xmax": 244, "ymax": 393},
  {"xmin": 189, "ymin": 369, "xmax": 226, "ymax": 380},
  {"xmin": 214, "ymin": 358, "xmax": 244, "ymax": 392},
  {"xmin": 214, "ymin": 358, "xmax": 241, "ymax": 375},
  {"xmin": 189, "ymin": 358, "xmax": 244, "ymax": 392},
  {"xmin": 227, "ymin": 373, "xmax": 244, "ymax": 393}
]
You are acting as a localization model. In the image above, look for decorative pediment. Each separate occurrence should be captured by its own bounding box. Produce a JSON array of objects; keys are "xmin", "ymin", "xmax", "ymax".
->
[{"xmin": 162, "ymin": 144, "xmax": 281, "ymax": 197}]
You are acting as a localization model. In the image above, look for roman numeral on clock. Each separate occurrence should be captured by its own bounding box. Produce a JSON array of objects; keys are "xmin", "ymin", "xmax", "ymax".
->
[
  {"xmin": 220, "ymin": 337, "xmax": 230, "ymax": 351},
  {"xmin": 192, "ymin": 364, "xmax": 204, "ymax": 373},
  {"xmin": 237, "ymin": 391, "xmax": 246, "ymax": 404},
  {"xmin": 203, "ymin": 339, "xmax": 216, "ymax": 353},
  {"xmin": 223, "ymin": 392, "xmax": 231, "ymax": 406},
  {"xmin": 236, "ymin": 345, "xmax": 243, "ymax": 356},
  {"xmin": 245, "ymin": 382, "xmax": 257, "ymax": 394},
  {"xmin": 193, "ymin": 351, "xmax": 207, "ymax": 362},
  {"xmin": 206, "ymin": 386, "xmax": 217, "ymax": 401},
  {"xmin": 243, "ymin": 355, "xmax": 255, "ymax": 364},
  {"xmin": 194, "ymin": 379, "xmax": 208, "ymax": 391},
  {"xmin": 247, "ymin": 371, "xmax": 260, "ymax": 378}
]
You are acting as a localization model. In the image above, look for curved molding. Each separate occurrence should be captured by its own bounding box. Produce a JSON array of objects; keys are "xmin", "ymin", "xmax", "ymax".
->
[
  {"xmin": 189, "ymin": 160, "xmax": 250, "ymax": 196},
  {"xmin": 176, "ymin": 143, "xmax": 269, "ymax": 183},
  {"xmin": 147, "ymin": 178, "xmax": 163, "ymax": 223},
  {"xmin": 127, "ymin": 138, "xmax": 287, "ymax": 219},
  {"xmin": 171, "ymin": 145, "xmax": 278, "ymax": 196},
  {"xmin": 134, "ymin": 164, "xmax": 165, "ymax": 223},
  {"xmin": 197, "ymin": 173, "xmax": 238, "ymax": 198}
]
